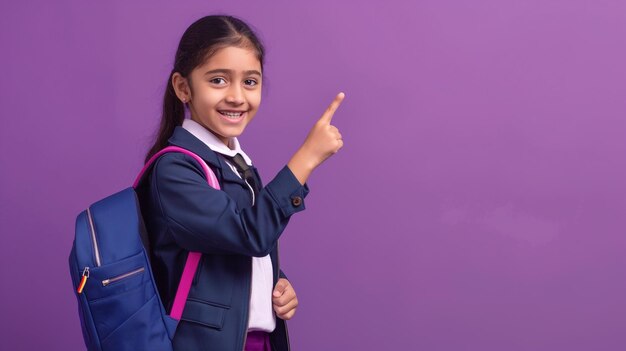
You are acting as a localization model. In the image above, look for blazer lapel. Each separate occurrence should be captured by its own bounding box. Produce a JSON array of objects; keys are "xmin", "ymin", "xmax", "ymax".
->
[
  {"xmin": 215, "ymin": 154, "xmax": 248, "ymax": 186},
  {"xmin": 167, "ymin": 126, "xmax": 247, "ymax": 186}
]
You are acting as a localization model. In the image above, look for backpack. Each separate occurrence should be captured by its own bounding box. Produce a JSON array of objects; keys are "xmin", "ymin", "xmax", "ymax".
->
[{"xmin": 68, "ymin": 146, "xmax": 218, "ymax": 351}]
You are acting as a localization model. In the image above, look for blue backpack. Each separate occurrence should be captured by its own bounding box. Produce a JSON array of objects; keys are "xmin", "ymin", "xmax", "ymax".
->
[{"xmin": 68, "ymin": 146, "xmax": 219, "ymax": 351}]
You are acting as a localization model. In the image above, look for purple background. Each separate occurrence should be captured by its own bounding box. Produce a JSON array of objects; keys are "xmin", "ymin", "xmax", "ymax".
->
[{"xmin": 1, "ymin": 0, "xmax": 625, "ymax": 350}]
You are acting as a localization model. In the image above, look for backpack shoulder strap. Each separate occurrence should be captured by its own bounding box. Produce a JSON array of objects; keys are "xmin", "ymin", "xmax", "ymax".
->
[
  {"xmin": 133, "ymin": 145, "xmax": 218, "ymax": 321},
  {"xmin": 133, "ymin": 146, "xmax": 220, "ymax": 189}
]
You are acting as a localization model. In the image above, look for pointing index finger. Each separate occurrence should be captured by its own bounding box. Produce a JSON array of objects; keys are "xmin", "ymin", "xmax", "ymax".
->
[{"xmin": 320, "ymin": 92, "xmax": 345, "ymax": 124}]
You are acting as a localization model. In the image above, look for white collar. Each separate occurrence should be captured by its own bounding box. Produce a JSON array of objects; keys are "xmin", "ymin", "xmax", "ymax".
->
[{"xmin": 182, "ymin": 119, "xmax": 253, "ymax": 166}]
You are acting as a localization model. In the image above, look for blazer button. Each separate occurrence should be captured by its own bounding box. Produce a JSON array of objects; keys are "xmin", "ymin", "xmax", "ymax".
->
[{"xmin": 291, "ymin": 196, "xmax": 302, "ymax": 207}]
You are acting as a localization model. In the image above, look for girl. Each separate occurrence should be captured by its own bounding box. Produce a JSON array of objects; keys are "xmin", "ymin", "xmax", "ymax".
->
[{"xmin": 138, "ymin": 15, "xmax": 344, "ymax": 351}]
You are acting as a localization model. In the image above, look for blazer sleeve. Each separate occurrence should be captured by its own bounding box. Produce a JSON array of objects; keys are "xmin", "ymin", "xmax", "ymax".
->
[{"xmin": 150, "ymin": 152, "xmax": 309, "ymax": 257}]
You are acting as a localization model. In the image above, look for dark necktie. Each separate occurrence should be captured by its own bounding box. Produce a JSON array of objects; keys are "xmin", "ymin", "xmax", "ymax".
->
[{"xmin": 223, "ymin": 153, "xmax": 260, "ymax": 197}]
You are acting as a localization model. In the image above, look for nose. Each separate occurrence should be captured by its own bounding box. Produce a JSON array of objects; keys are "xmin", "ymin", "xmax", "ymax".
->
[{"xmin": 225, "ymin": 83, "xmax": 244, "ymax": 105}]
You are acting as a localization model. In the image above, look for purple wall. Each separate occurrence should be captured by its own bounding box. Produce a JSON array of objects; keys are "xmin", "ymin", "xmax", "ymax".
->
[{"xmin": 1, "ymin": 1, "xmax": 625, "ymax": 350}]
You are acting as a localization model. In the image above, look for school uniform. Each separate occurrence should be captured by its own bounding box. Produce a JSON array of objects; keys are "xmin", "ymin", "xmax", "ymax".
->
[{"xmin": 136, "ymin": 120, "xmax": 308, "ymax": 351}]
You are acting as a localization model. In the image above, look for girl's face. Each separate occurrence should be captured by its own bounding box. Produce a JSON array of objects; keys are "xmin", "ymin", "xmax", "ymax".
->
[{"xmin": 186, "ymin": 46, "xmax": 262, "ymax": 147}]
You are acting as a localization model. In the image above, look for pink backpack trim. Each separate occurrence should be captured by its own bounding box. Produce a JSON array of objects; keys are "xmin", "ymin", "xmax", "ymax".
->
[{"xmin": 133, "ymin": 146, "xmax": 220, "ymax": 321}]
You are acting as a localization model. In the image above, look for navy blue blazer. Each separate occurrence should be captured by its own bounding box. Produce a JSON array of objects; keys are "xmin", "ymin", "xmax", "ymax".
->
[{"xmin": 136, "ymin": 126, "xmax": 309, "ymax": 351}]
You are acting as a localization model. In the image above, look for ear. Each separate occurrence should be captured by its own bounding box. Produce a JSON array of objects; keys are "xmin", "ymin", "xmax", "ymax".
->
[{"xmin": 171, "ymin": 72, "xmax": 191, "ymax": 103}]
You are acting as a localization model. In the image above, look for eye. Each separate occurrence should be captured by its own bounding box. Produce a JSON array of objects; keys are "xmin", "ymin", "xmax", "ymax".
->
[
  {"xmin": 209, "ymin": 77, "xmax": 227, "ymax": 85},
  {"xmin": 244, "ymin": 79, "xmax": 258, "ymax": 87}
]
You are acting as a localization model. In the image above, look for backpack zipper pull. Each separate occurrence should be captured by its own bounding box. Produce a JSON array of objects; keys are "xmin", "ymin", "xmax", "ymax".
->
[{"xmin": 77, "ymin": 267, "xmax": 89, "ymax": 294}]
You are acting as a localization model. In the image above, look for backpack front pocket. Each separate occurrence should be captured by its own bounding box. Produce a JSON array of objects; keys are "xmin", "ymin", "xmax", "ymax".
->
[
  {"xmin": 79, "ymin": 250, "xmax": 162, "ymax": 345},
  {"xmin": 83, "ymin": 251, "xmax": 148, "ymax": 301}
]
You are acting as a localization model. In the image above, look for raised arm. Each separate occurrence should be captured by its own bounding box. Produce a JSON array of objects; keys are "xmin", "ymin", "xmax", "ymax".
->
[{"xmin": 150, "ymin": 152, "xmax": 309, "ymax": 256}]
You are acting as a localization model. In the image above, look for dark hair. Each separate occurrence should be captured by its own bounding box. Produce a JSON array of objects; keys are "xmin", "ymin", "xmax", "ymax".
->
[{"xmin": 144, "ymin": 15, "xmax": 265, "ymax": 163}]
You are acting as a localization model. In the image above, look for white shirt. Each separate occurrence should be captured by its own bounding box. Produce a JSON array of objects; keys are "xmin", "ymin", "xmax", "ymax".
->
[{"xmin": 182, "ymin": 119, "xmax": 276, "ymax": 332}]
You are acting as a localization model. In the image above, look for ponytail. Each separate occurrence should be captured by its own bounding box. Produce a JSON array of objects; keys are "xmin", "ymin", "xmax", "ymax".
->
[{"xmin": 144, "ymin": 72, "xmax": 185, "ymax": 164}]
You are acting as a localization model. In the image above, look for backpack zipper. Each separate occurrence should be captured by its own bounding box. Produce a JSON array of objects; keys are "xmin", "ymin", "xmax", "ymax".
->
[
  {"xmin": 86, "ymin": 207, "xmax": 101, "ymax": 267},
  {"xmin": 77, "ymin": 267, "xmax": 90, "ymax": 294},
  {"xmin": 102, "ymin": 267, "xmax": 145, "ymax": 286}
]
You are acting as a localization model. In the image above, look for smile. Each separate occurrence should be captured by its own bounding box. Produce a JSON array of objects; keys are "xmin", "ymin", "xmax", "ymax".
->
[{"xmin": 219, "ymin": 111, "xmax": 245, "ymax": 118}]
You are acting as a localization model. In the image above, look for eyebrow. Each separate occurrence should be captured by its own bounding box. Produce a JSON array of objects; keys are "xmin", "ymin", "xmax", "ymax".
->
[{"xmin": 204, "ymin": 69, "xmax": 262, "ymax": 77}]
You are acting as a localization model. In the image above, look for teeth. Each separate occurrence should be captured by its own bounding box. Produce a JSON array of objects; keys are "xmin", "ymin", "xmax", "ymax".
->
[{"xmin": 220, "ymin": 111, "xmax": 244, "ymax": 118}]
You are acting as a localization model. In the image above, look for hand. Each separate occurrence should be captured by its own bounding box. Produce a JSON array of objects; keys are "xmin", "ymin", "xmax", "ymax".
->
[
  {"xmin": 272, "ymin": 278, "xmax": 298, "ymax": 320},
  {"xmin": 301, "ymin": 92, "xmax": 345, "ymax": 166},
  {"xmin": 288, "ymin": 92, "xmax": 345, "ymax": 185}
]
